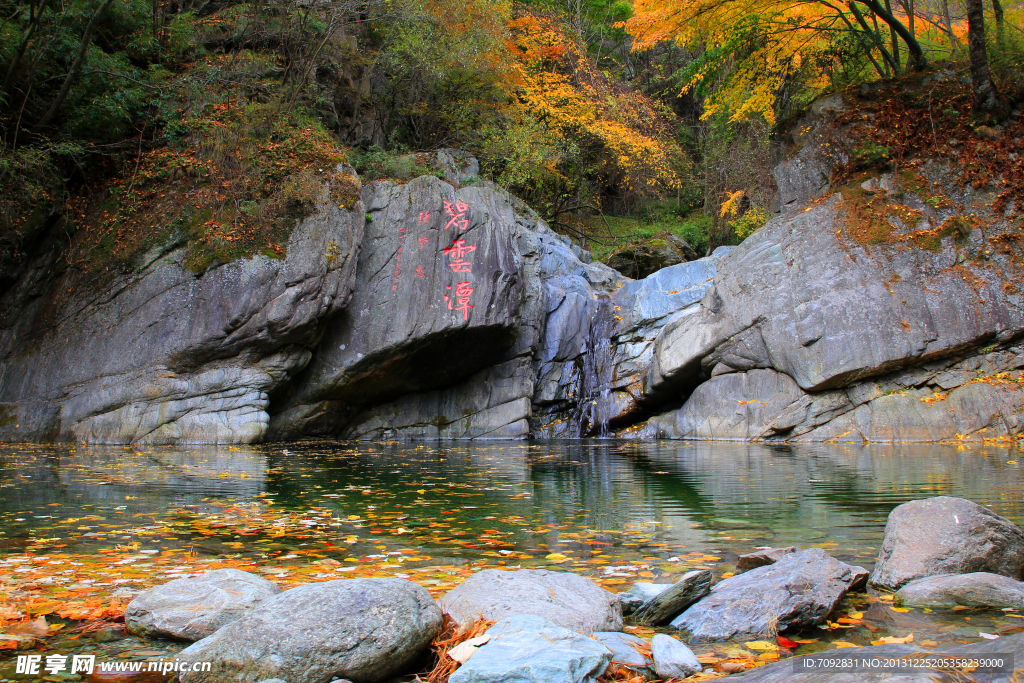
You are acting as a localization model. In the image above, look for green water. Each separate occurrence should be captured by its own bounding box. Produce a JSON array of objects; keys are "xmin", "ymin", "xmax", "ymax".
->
[{"xmin": 1, "ymin": 440, "xmax": 1023, "ymax": 677}]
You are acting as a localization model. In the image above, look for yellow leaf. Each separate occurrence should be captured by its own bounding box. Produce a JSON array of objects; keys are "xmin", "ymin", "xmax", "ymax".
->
[
  {"xmin": 545, "ymin": 553, "xmax": 570, "ymax": 563},
  {"xmin": 890, "ymin": 606, "xmax": 910, "ymax": 613},
  {"xmin": 744, "ymin": 641, "xmax": 778, "ymax": 652},
  {"xmin": 832, "ymin": 642, "xmax": 858, "ymax": 648}
]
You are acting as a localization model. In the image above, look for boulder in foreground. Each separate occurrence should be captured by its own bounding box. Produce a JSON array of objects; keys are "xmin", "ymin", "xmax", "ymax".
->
[
  {"xmin": 178, "ymin": 578, "xmax": 442, "ymax": 683},
  {"xmin": 671, "ymin": 548, "xmax": 867, "ymax": 642},
  {"xmin": 449, "ymin": 614, "xmax": 612, "ymax": 683},
  {"xmin": 126, "ymin": 568, "xmax": 280, "ymax": 640}
]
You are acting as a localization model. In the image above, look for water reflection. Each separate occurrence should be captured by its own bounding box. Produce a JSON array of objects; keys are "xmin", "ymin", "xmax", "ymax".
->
[{"xmin": 2, "ymin": 441, "xmax": 1022, "ymax": 565}]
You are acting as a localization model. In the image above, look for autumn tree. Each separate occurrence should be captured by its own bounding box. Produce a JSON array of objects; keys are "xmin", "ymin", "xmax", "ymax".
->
[{"xmin": 624, "ymin": 0, "xmax": 930, "ymax": 124}]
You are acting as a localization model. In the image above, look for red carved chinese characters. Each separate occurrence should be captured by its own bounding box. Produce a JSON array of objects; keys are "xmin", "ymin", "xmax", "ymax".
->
[
  {"xmin": 443, "ymin": 201, "xmax": 469, "ymax": 231},
  {"xmin": 443, "ymin": 239, "xmax": 476, "ymax": 273},
  {"xmin": 452, "ymin": 281, "xmax": 473, "ymax": 320}
]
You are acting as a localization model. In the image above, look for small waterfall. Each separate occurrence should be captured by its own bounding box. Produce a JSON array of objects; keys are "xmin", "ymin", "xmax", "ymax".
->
[{"xmin": 579, "ymin": 296, "xmax": 616, "ymax": 437}]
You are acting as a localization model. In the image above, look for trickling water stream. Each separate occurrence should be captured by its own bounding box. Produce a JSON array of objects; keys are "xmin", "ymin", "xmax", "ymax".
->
[{"xmin": 578, "ymin": 296, "xmax": 617, "ymax": 437}]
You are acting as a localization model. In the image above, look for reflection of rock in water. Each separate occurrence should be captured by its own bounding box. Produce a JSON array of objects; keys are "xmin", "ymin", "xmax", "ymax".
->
[{"xmin": 61, "ymin": 446, "xmax": 268, "ymax": 497}]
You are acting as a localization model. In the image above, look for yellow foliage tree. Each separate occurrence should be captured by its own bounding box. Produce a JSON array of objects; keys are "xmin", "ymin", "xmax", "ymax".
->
[{"xmin": 624, "ymin": 0, "xmax": 930, "ymax": 124}]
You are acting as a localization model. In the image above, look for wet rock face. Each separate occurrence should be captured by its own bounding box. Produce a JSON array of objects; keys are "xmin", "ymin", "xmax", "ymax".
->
[
  {"xmin": 870, "ymin": 497, "xmax": 1024, "ymax": 591},
  {"xmin": 0, "ymin": 192, "xmax": 364, "ymax": 444}
]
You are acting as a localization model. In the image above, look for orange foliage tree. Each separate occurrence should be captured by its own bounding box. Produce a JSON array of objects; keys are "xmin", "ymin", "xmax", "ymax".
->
[{"xmin": 481, "ymin": 10, "xmax": 686, "ymax": 224}]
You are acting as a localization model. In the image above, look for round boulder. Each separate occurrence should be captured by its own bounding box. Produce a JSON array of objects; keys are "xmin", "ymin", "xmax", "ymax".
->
[
  {"xmin": 177, "ymin": 578, "xmax": 443, "ymax": 683},
  {"xmin": 870, "ymin": 497, "xmax": 1024, "ymax": 591},
  {"xmin": 126, "ymin": 568, "xmax": 280, "ymax": 640},
  {"xmin": 437, "ymin": 568, "xmax": 622, "ymax": 633}
]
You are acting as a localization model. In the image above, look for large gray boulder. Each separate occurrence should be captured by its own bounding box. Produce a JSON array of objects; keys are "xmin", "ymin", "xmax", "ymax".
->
[
  {"xmin": 895, "ymin": 572, "xmax": 1024, "ymax": 609},
  {"xmin": 448, "ymin": 614, "xmax": 612, "ymax": 683},
  {"xmin": 270, "ymin": 178, "xmax": 525, "ymax": 435},
  {"xmin": 437, "ymin": 568, "xmax": 622, "ymax": 633},
  {"xmin": 177, "ymin": 578, "xmax": 442, "ymax": 683},
  {"xmin": 0, "ymin": 177, "xmax": 364, "ymax": 444},
  {"xmin": 871, "ymin": 497, "xmax": 1024, "ymax": 590},
  {"xmin": 126, "ymin": 568, "xmax": 280, "ymax": 640},
  {"xmin": 671, "ymin": 548, "xmax": 867, "ymax": 642},
  {"xmin": 632, "ymin": 107, "xmax": 1024, "ymax": 444}
]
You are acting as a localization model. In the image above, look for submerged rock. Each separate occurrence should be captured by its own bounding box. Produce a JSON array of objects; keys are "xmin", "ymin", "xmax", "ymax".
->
[
  {"xmin": 632, "ymin": 570, "xmax": 711, "ymax": 625},
  {"xmin": 671, "ymin": 548, "xmax": 867, "ymax": 642},
  {"xmin": 438, "ymin": 568, "xmax": 622, "ymax": 633},
  {"xmin": 870, "ymin": 497, "xmax": 1024, "ymax": 590},
  {"xmin": 126, "ymin": 568, "xmax": 280, "ymax": 641},
  {"xmin": 448, "ymin": 614, "xmax": 612, "ymax": 683},
  {"xmin": 895, "ymin": 572, "xmax": 1024, "ymax": 609},
  {"xmin": 177, "ymin": 578, "xmax": 442, "ymax": 683},
  {"xmin": 650, "ymin": 634, "xmax": 701, "ymax": 679}
]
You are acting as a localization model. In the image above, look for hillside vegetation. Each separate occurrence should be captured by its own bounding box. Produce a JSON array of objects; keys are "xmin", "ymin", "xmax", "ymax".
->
[{"xmin": 0, "ymin": 0, "xmax": 1021, "ymax": 280}]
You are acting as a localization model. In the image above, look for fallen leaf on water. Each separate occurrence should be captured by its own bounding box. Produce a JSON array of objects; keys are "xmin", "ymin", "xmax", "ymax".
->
[
  {"xmin": 889, "ymin": 607, "xmax": 910, "ymax": 613},
  {"xmin": 872, "ymin": 633, "xmax": 913, "ymax": 645},
  {"xmin": 4, "ymin": 616, "xmax": 49, "ymax": 637},
  {"xmin": 952, "ymin": 606, "xmax": 971, "ymax": 611},
  {"xmin": 832, "ymin": 641, "xmax": 858, "ymax": 648},
  {"xmin": 758, "ymin": 652, "xmax": 780, "ymax": 660},
  {"xmin": 545, "ymin": 553, "xmax": 569, "ymax": 563},
  {"xmin": 776, "ymin": 635, "xmax": 799, "ymax": 649},
  {"xmin": 744, "ymin": 640, "xmax": 778, "ymax": 652}
]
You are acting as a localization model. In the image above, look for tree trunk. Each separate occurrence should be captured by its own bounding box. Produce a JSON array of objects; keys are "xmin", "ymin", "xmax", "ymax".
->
[
  {"xmin": 33, "ymin": 0, "xmax": 114, "ymax": 130},
  {"xmin": 965, "ymin": 0, "xmax": 1002, "ymax": 113},
  {"xmin": 855, "ymin": 0, "xmax": 927, "ymax": 70},
  {"xmin": 2, "ymin": 0, "xmax": 51, "ymax": 99}
]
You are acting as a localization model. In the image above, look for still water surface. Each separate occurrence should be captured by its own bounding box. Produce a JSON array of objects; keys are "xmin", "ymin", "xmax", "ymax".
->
[{"xmin": 1, "ymin": 440, "xmax": 1023, "ymax": 674}]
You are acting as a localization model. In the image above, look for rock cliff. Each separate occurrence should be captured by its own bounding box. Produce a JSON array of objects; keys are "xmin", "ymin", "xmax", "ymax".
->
[{"xmin": 1, "ymin": 103, "xmax": 1022, "ymax": 444}]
